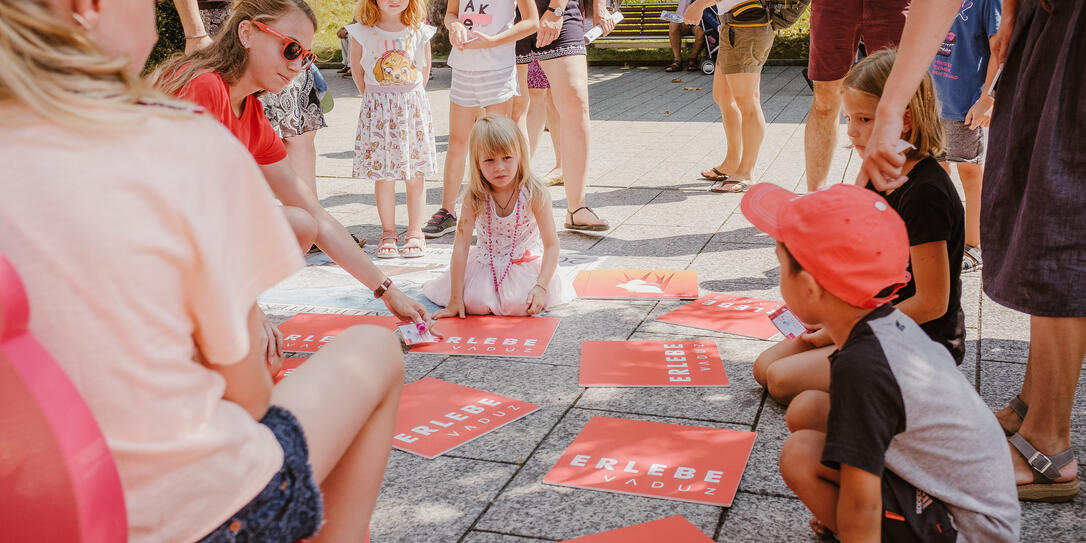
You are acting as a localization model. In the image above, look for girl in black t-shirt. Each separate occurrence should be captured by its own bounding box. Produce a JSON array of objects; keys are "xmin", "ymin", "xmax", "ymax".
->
[{"xmin": 754, "ymin": 49, "xmax": 965, "ymax": 408}]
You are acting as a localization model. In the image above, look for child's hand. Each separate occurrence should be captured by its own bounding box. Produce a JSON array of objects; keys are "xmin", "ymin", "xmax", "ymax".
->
[
  {"xmin": 965, "ymin": 95, "xmax": 994, "ymax": 130},
  {"xmin": 462, "ymin": 31, "xmax": 495, "ymax": 49},
  {"xmin": 448, "ymin": 22, "xmax": 472, "ymax": 49},
  {"xmin": 429, "ymin": 299, "xmax": 466, "ymax": 328},
  {"xmin": 800, "ymin": 327, "xmax": 832, "ymax": 348},
  {"xmin": 525, "ymin": 284, "xmax": 547, "ymax": 315}
]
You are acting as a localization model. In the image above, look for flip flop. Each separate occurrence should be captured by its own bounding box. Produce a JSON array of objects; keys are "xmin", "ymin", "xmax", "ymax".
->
[
  {"xmin": 564, "ymin": 206, "xmax": 609, "ymax": 232},
  {"xmin": 1008, "ymin": 433, "xmax": 1080, "ymax": 502},
  {"xmin": 709, "ymin": 180, "xmax": 750, "ymax": 193},
  {"xmin": 700, "ymin": 167, "xmax": 729, "ymax": 181},
  {"xmin": 375, "ymin": 233, "xmax": 399, "ymax": 259}
]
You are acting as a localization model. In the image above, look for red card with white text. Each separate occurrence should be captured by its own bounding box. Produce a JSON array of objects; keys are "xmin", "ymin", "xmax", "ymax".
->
[
  {"xmin": 277, "ymin": 313, "xmax": 399, "ymax": 353},
  {"xmin": 579, "ymin": 341, "xmax": 729, "ymax": 387},
  {"xmin": 392, "ymin": 377, "xmax": 540, "ymax": 458},
  {"xmin": 574, "ymin": 269, "xmax": 699, "ymax": 300},
  {"xmin": 561, "ymin": 516, "xmax": 714, "ymax": 543},
  {"xmin": 416, "ymin": 315, "xmax": 560, "ymax": 357},
  {"xmin": 543, "ymin": 416, "xmax": 756, "ymax": 506},
  {"xmin": 656, "ymin": 294, "xmax": 783, "ymax": 339}
]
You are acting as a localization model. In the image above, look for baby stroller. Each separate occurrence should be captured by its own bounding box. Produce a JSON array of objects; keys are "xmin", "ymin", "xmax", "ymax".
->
[{"xmin": 698, "ymin": 8, "xmax": 721, "ymax": 74}]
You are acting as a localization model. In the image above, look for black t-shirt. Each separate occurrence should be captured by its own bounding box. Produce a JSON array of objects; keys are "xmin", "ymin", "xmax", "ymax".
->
[{"xmin": 868, "ymin": 157, "xmax": 966, "ymax": 364}]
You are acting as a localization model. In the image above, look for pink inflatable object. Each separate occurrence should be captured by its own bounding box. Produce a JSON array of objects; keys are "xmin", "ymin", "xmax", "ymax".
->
[{"xmin": 0, "ymin": 253, "xmax": 127, "ymax": 541}]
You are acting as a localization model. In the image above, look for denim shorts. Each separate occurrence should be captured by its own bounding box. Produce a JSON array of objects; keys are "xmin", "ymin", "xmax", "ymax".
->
[{"xmin": 198, "ymin": 406, "xmax": 324, "ymax": 543}]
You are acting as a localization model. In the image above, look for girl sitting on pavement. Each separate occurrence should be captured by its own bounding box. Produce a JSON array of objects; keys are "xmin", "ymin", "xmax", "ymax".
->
[
  {"xmin": 754, "ymin": 49, "xmax": 966, "ymax": 407},
  {"xmin": 425, "ymin": 115, "xmax": 572, "ymax": 318},
  {"xmin": 0, "ymin": 1, "xmax": 403, "ymax": 541},
  {"xmin": 154, "ymin": 0, "xmax": 428, "ymax": 322}
]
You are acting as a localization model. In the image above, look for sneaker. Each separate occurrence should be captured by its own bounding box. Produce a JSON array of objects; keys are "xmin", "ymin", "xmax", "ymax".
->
[{"xmin": 422, "ymin": 208, "xmax": 457, "ymax": 239}]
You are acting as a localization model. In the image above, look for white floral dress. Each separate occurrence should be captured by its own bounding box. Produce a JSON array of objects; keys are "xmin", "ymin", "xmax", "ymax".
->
[
  {"xmin": 345, "ymin": 23, "xmax": 437, "ymax": 181},
  {"xmin": 424, "ymin": 188, "xmax": 573, "ymax": 316}
]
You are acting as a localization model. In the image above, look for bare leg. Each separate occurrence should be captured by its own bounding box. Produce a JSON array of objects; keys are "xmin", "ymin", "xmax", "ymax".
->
[
  {"xmin": 668, "ymin": 22, "xmax": 683, "ymax": 64},
  {"xmin": 780, "ymin": 429, "xmax": 842, "ymax": 533},
  {"xmin": 442, "ymin": 102, "xmax": 482, "ymax": 212},
  {"xmin": 544, "ymin": 90, "xmax": 563, "ymax": 179},
  {"xmin": 283, "ymin": 130, "xmax": 319, "ymax": 197},
  {"xmin": 511, "ymin": 64, "xmax": 532, "ymax": 149},
  {"xmin": 271, "ymin": 326, "xmax": 404, "ymax": 543},
  {"xmin": 805, "ymin": 79, "xmax": 844, "ymax": 191},
  {"xmin": 526, "ymin": 88, "xmax": 549, "ymax": 155},
  {"xmin": 1007, "ymin": 316, "xmax": 1086, "ymax": 486},
  {"xmin": 753, "ymin": 337, "xmax": 817, "ymax": 386},
  {"xmin": 786, "ymin": 390, "xmax": 831, "ymax": 433},
  {"xmin": 540, "ymin": 55, "xmax": 606, "ymax": 228},
  {"xmin": 705, "ymin": 65, "xmax": 742, "ymax": 177},
  {"xmin": 763, "ymin": 346, "xmax": 833, "ymax": 405},
  {"xmin": 374, "ymin": 179, "xmax": 398, "ymax": 256},
  {"xmin": 725, "ymin": 72, "xmax": 765, "ymax": 181},
  {"xmin": 402, "ymin": 174, "xmax": 426, "ymax": 256},
  {"xmin": 281, "ymin": 205, "xmax": 318, "ymax": 250},
  {"xmin": 957, "ymin": 162, "xmax": 983, "ymax": 248},
  {"xmin": 690, "ymin": 25, "xmax": 705, "ymax": 61}
]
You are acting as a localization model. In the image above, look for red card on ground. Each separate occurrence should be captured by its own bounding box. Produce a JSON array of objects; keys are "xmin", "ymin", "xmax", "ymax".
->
[
  {"xmin": 392, "ymin": 377, "xmax": 540, "ymax": 458},
  {"xmin": 579, "ymin": 341, "xmax": 729, "ymax": 387},
  {"xmin": 656, "ymin": 294, "xmax": 783, "ymax": 339},
  {"xmin": 543, "ymin": 416, "xmax": 756, "ymax": 507},
  {"xmin": 574, "ymin": 269, "xmax": 699, "ymax": 300},
  {"xmin": 277, "ymin": 313, "xmax": 398, "ymax": 353},
  {"xmin": 561, "ymin": 516, "xmax": 714, "ymax": 543},
  {"xmin": 416, "ymin": 315, "xmax": 559, "ymax": 357}
]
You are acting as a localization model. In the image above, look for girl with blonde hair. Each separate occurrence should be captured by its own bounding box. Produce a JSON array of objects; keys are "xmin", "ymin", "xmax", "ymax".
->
[
  {"xmin": 1, "ymin": 1, "xmax": 403, "ymax": 541},
  {"xmin": 424, "ymin": 115, "xmax": 572, "ymax": 317}
]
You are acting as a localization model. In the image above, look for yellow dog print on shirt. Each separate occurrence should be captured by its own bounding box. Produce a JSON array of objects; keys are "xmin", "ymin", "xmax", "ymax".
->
[{"xmin": 373, "ymin": 49, "xmax": 418, "ymax": 85}]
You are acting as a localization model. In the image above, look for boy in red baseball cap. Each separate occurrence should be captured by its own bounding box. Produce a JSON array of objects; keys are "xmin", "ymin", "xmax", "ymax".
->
[{"xmin": 742, "ymin": 183, "xmax": 1019, "ymax": 542}]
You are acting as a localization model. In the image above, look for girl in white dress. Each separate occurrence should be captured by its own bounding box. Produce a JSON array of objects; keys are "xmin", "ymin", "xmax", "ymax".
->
[{"xmin": 424, "ymin": 115, "xmax": 572, "ymax": 317}]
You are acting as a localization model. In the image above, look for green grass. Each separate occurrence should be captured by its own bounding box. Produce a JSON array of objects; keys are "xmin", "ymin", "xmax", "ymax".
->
[{"xmin": 313, "ymin": 0, "xmax": 357, "ymax": 63}]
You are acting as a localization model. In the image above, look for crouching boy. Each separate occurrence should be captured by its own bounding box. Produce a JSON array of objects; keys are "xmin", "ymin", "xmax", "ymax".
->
[{"xmin": 741, "ymin": 183, "xmax": 1019, "ymax": 541}]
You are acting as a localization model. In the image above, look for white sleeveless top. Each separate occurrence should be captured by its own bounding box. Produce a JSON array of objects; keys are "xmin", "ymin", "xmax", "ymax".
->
[
  {"xmin": 474, "ymin": 187, "xmax": 541, "ymax": 265},
  {"xmin": 345, "ymin": 23, "xmax": 436, "ymax": 92},
  {"xmin": 447, "ymin": 0, "xmax": 518, "ymax": 71}
]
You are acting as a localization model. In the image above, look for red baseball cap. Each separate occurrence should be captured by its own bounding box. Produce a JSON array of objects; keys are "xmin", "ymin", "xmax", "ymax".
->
[{"xmin": 741, "ymin": 183, "xmax": 910, "ymax": 308}]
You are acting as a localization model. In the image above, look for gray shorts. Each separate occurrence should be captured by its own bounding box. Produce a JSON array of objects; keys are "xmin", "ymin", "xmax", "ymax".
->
[
  {"xmin": 450, "ymin": 68, "xmax": 519, "ymax": 108},
  {"xmin": 941, "ymin": 117, "xmax": 986, "ymax": 164}
]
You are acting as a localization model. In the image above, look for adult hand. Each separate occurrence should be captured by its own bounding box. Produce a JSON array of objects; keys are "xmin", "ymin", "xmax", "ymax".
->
[
  {"xmin": 855, "ymin": 113, "xmax": 908, "ymax": 191},
  {"xmin": 525, "ymin": 285, "xmax": 547, "ymax": 315},
  {"xmin": 382, "ymin": 287, "xmax": 430, "ymax": 323},
  {"xmin": 990, "ymin": 19, "xmax": 1014, "ymax": 66},
  {"xmin": 682, "ymin": 4, "xmax": 701, "ymax": 25},
  {"xmin": 449, "ymin": 21, "xmax": 472, "ymax": 49},
  {"xmin": 463, "ymin": 31, "xmax": 496, "ymax": 49},
  {"xmin": 594, "ymin": 5, "xmax": 616, "ymax": 36},
  {"xmin": 965, "ymin": 94, "xmax": 995, "ymax": 130},
  {"xmin": 536, "ymin": 11, "xmax": 563, "ymax": 48},
  {"xmin": 260, "ymin": 313, "xmax": 284, "ymax": 378},
  {"xmin": 185, "ymin": 35, "xmax": 213, "ymax": 54}
]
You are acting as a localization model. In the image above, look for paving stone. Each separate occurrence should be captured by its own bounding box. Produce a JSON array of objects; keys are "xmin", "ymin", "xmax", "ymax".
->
[
  {"xmin": 710, "ymin": 214, "xmax": 775, "ymax": 246},
  {"xmin": 475, "ymin": 408, "xmax": 739, "ymax": 541},
  {"xmin": 588, "ymin": 224, "xmax": 715, "ymax": 260},
  {"xmin": 1020, "ymin": 498, "xmax": 1086, "ymax": 542},
  {"xmin": 372, "ymin": 454, "xmax": 518, "ymax": 543},
  {"xmin": 978, "ymin": 294, "xmax": 1030, "ymax": 364},
  {"xmin": 461, "ymin": 531, "xmax": 555, "ymax": 543},
  {"xmin": 738, "ymin": 400, "xmax": 794, "ymax": 497},
  {"xmin": 716, "ymin": 492, "xmax": 821, "ymax": 542},
  {"xmin": 427, "ymin": 357, "xmax": 582, "ymax": 464},
  {"xmin": 622, "ymin": 189, "xmax": 738, "ymax": 229}
]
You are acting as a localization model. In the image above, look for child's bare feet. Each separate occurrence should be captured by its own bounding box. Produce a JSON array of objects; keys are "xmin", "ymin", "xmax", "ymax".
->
[{"xmin": 809, "ymin": 517, "xmax": 836, "ymax": 539}]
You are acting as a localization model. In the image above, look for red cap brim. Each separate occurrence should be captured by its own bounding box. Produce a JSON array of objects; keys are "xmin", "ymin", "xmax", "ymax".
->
[{"xmin": 740, "ymin": 183, "xmax": 797, "ymax": 241}]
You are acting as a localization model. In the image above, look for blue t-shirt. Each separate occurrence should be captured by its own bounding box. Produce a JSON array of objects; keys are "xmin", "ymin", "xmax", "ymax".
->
[{"xmin": 930, "ymin": 0, "xmax": 1001, "ymax": 121}]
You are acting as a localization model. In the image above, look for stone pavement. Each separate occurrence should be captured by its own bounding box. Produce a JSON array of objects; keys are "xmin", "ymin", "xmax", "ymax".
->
[{"xmin": 264, "ymin": 66, "xmax": 1086, "ymax": 542}]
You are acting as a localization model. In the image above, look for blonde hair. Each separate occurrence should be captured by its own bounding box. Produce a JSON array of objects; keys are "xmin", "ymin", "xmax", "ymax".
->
[
  {"xmin": 154, "ymin": 0, "xmax": 318, "ymax": 97},
  {"xmin": 465, "ymin": 115, "xmax": 545, "ymax": 218},
  {"xmin": 0, "ymin": 0, "xmax": 173, "ymax": 129},
  {"xmin": 843, "ymin": 48, "xmax": 945, "ymax": 161},
  {"xmin": 355, "ymin": 0, "xmax": 426, "ymax": 28}
]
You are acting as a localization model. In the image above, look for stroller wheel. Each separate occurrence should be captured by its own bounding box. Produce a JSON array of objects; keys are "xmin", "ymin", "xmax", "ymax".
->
[{"xmin": 701, "ymin": 59, "xmax": 716, "ymax": 75}]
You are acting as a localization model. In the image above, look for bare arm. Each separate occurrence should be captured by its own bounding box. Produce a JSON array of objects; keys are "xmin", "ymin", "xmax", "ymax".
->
[
  {"xmin": 171, "ymin": 0, "xmax": 213, "ymax": 52},
  {"xmin": 836, "ymin": 465, "xmax": 883, "ymax": 543},
  {"xmin": 963, "ymin": 32, "xmax": 1002, "ymax": 129},
  {"xmin": 423, "ymin": 42, "xmax": 432, "ymax": 88},
  {"xmin": 429, "ymin": 201, "xmax": 477, "ymax": 323},
  {"xmin": 445, "ymin": 0, "xmax": 472, "ymax": 49},
  {"xmin": 527, "ymin": 191, "xmax": 559, "ymax": 314},
  {"xmin": 856, "ymin": 0, "xmax": 963, "ymax": 191},
  {"xmin": 466, "ymin": 0, "xmax": 540, "ymax": 48},
  {"xmin": 198, "ymin": 304, "xmax": 275, "ymax": 420},
  {"xmin": 893, "ymin": 241, "xmax": 951, "ymax": 325},
  {"xmin": 259, "ymin": 160, "xmax": 429, "ymax": 322},
  {"xmin": 349, "ymin": 35, "xmax": 366, "ymax": 95},
  {"xmin": 991, "ymin": 0, "xmax": 1021, "ymax": 65}
]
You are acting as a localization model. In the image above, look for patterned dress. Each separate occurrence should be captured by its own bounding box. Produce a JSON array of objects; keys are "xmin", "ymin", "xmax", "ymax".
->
[{"xmin": 345, "ymin": 23, "xmax": 438, "ymax": 181}]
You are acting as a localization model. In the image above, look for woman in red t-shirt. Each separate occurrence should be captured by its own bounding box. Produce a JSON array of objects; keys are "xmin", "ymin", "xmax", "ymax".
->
[{"xmin": 156, "ymin": 0, "xmax": 427, "ymax": 323}]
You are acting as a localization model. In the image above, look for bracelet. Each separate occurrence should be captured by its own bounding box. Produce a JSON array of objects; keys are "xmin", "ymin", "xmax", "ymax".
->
[
  {"xmin": 185, "ymin": 33, "xmax": 209, "ymax": 40},
  {"xmin": 374, "ymin": 277, "xmax": 393, "ymax": 299},
  {"xmin": 534, "ymin": 282, "xmax": 548, "ymax": 292}
]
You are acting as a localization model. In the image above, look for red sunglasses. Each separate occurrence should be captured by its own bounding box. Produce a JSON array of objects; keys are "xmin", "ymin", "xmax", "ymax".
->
[{"xmin": 251, "ymin": 20, "xmax": 316, "ymax": 69}]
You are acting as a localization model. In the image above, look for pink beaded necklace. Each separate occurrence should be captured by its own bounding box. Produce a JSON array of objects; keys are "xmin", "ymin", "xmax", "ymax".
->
[{"xmin": 486, "ymin": 189, "xmax": 522, "ymax": 294}]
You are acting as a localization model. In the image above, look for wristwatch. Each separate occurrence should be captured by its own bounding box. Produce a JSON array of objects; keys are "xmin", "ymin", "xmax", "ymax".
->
[
  {"xmin": 374, "ymin": 277, "xmax": 393, "ymax": 299},
  {"xmin": 549, "ymin": 5, "xmax": 564, "ymax": 16}
]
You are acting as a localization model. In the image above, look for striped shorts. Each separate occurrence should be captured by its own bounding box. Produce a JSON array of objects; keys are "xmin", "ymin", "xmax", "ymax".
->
[{"xmin": 450, "ymin": 67, "xmax": 519, "ymax": 108}]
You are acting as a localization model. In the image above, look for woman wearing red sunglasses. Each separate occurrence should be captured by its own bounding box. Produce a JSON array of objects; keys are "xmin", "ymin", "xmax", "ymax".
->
[{"xmin": 155, "ymin": 0, "xmax": 429, "ymax": 326}]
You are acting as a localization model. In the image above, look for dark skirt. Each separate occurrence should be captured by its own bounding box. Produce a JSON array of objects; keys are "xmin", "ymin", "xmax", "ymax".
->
[
  {"xmin": 980, "ymin": 0, "xmax": 1086, "ymax": 317},
  {"xmin": 515, "ymin": 0, "xmax": 587, "ymax": 64}
]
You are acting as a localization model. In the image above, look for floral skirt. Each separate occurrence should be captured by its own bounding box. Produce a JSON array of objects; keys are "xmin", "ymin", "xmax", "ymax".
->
[{"xmin": 353, "ymin": 89, "xmax": 437, "ymax": 181}]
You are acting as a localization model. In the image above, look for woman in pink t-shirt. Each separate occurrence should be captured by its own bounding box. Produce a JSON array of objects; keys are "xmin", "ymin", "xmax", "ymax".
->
[
  {"xmin": 0, "ymin": 1, "xmax": 401, "ymax": 541},
  {"xmin": 154, "ymin": 0, "xmax": 429, "ymax": 324}
]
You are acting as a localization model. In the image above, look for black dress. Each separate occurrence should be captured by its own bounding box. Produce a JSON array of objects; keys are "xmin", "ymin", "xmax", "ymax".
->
[{"xmin": 981, "ymin": 0, "xmax": 1086, "ymax": 317}]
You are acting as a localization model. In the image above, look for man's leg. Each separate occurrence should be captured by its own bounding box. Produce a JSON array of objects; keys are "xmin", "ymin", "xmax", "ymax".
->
[{"xmin": 805, "ymin": 79, "xmax": 844, "ymax": 191}]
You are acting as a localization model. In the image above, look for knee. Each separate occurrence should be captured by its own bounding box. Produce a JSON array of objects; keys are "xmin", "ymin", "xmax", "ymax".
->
[
  {"xmin": 753, "ymin": 349, "xmax": 777, "ymax": 387},
  {"xmin": 779, "ymin": 430, "xmax": 823, "ymax": 487},
  {"xmin": 809, "ymin": 87, "xmax": 841, "ymax": 117},
  {"xmin": 765, "ymin": 363, "xmax": 798, "ymax": 405},
  {"xmin": 339, "ymin": 325, "xmax": 404, "ymax": 385},
  {"xmin": 785, "ymin": 390, "xmax": 828, "ymax": 433}
]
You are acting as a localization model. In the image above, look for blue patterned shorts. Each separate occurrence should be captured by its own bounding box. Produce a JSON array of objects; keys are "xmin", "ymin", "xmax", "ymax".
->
[{"xmin": 198, "ymin": 406, "xmax": 324, "ymax": 543}]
